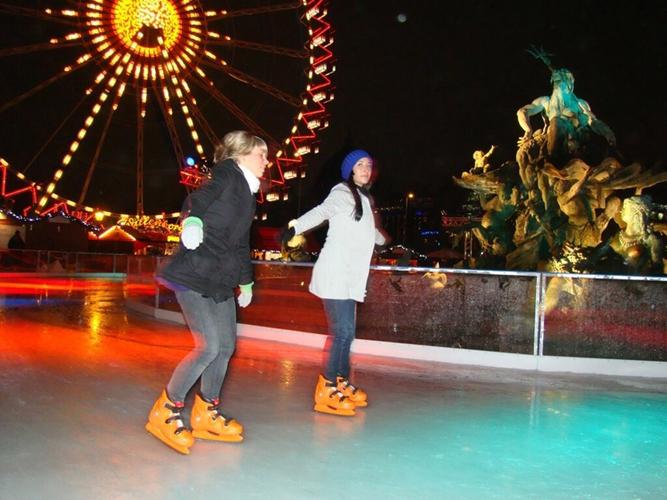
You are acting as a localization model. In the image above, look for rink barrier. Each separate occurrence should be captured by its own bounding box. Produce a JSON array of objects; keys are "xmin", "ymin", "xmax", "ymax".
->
[
  {"xmin": 1, "ymin": 251, "xmax": 664, "ymax": 378},
  {"xmin": 126, "ymin": 299, "xmax": 667, "ymax": 379},
  {"xmin": 124, "ymin": 258, "xmax": 667, "ymax": 379}
]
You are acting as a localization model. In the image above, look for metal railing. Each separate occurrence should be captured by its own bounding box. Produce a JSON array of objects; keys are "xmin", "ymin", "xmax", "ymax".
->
[
  {"xmin": 0, "ymin": 249, "xmax": 130, "ymax": 274},
  {"xmin": 127, "ymin": 257, "xmax": 667, "ymax": 363}
]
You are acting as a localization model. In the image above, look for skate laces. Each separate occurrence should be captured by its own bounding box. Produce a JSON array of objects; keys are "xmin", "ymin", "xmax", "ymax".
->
[
  {"xmin": 321, "ymin": 378, "xmax": 348, "ymax": 402},
  {"xmin": 333, "ymin": 390, "xmax": 347, "ymax": 402},
  {"xmin": 206, "ymin": 399, "xmax": 234, "ymax": 424},
  {"xmin": 338, "ymin": 378, "xmax": 358, "ymax": 394},
  {"xmin": 326, "ymin": 384, "xmax": 348, "ymax": 402},
  {"xmin": 164, "ymin": 403, "xmax": 187, "ymax": 434}
]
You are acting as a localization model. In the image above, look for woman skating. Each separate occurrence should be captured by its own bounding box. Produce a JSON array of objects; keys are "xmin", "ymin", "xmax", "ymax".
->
[
  {"xmin": 146, "ymin": 130, "xmax": 267, "ymax": 453},
  {"xmin": 284, "ymin": 149, "xmax": 387, "ymax": 416}
]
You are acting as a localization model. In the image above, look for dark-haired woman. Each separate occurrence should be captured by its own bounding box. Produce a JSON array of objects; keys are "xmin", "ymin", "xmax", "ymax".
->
[{"xmin": 286, "ymin": 149, "xmax": 387, "ymax": 416}]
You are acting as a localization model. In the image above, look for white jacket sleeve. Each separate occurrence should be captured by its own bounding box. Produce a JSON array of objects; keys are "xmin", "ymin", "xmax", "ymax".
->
[{"xmin": 293, "ymin": 185, "xmax": 350, "ymax": 234}]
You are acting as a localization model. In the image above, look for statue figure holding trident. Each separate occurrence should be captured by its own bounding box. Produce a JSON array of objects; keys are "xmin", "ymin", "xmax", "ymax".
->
[{"xmin": 516, "ymin": 46, "xmax": 616, "ymax": 169}]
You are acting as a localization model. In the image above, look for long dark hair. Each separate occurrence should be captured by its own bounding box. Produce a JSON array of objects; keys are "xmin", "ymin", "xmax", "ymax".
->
[{"xmin": 345, "ymin": 175, "xmax": 370, "ymax": 221}]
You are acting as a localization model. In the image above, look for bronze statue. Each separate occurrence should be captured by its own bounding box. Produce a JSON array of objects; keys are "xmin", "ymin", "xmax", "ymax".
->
[{"xmin": 453, "ymin": 49, "xmax": 666, "ymax": 275}]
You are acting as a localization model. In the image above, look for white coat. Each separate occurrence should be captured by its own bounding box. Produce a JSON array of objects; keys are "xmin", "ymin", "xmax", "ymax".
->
[{"xmin": 294, "ymin": 183, "xmax": 386, "ymax": 302}]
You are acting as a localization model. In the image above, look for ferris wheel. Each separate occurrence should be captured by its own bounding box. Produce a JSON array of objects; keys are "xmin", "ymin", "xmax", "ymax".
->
[{"xmin": 0, "ymin": 0, "xmax": 333, "ymax": 223}]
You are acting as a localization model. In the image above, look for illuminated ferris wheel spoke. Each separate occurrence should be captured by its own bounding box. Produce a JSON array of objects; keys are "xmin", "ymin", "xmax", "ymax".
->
[
  {"xmin": 207, "ymin": 37, "xmax": 308, "ymax": 59},
  {"xmin": 0, "ymin": 57, "xmax": 92, "ymax": 115},
  {"xmin": 190, "ymin": 74, "xmax": 277, "ymax": 149},
  {"xmin": 78, "ymin": 86, "xmax": 125, "ymax": 205},
  {"xmin": 0, "ymin": 3, "xmax": 80, "ymax": 27},
  {"xmin": 205, "ymin": 2, "xmax": 300, "ymax": 21},
  {"xmin": 152, "ymin": 83, "xmax": 187, "ymax": 171},
  {"xmin": 161, "ymin": 71, "xmax": 205, "ymax": 158},
  {"xmin": 136, "ymin": 89, "xmax": 145, "ymax": 214},
  {"xmin": 202, "ymin": 60, "xmax": 301, "ymax": 107},
  {"xmin": 0, "ymin": 39, "xmax": 83, "ymax": 58},
  {"xmin": 37, "ymin": 73, "xmax": 118, "ymax": 209},
  {"xmin": 22, "ymin": 91, "xmax": 90, "ymax": 175},
  {"xmin": 186, "ymin": 98, "xmax": 219, "ymax": 147},
  {"xmin": 176, "ymin": 93, "xmax": 205, "ymax": 157},
  {"xmin": 172, "ymin": 75, "xmax": 219, "ymax": 147},
  {"xmin": 155, "ymin": 48, "xmax": 207, "ymax": 159}
]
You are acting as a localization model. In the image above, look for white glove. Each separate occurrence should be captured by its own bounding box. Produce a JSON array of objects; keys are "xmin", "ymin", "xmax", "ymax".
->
[
  {"xmin": 237, "ymin": 282, "xmax": 253, "ymax": 308},
  {"xmin": 180, "ymin": 217, "xmax": 203, "ymax": 250}
]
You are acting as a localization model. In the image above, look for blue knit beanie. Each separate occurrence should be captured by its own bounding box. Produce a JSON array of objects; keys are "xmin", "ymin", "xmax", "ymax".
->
[{"xmin": 340, "ymin": 149, "xmax": 371, "ymax": 180}]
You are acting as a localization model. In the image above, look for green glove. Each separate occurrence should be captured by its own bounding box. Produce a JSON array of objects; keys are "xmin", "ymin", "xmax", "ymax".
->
[{"xmin": 238, "ymin": 282, "xmax": 253, "ymax": 308}]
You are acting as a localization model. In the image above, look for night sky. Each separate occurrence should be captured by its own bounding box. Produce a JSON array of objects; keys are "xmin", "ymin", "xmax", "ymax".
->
[
  {"xmin": 1, "ymin": 1, "xmax": 666, "ymax": 219},
  {"xmin": 305, "ymin": 0, "xmax": 667, "ymax": 213}
]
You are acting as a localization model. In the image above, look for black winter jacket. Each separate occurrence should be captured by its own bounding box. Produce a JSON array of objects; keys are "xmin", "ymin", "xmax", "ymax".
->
[{"xmin": 158, "ymin": 159, "xmax": 256, "ymax": 302}]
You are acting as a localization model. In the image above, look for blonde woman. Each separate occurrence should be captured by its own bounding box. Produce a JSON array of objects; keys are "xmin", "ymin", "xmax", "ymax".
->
[{"xmin": 147, "ymin": 131, "xmax": 268, "ymax": 454}]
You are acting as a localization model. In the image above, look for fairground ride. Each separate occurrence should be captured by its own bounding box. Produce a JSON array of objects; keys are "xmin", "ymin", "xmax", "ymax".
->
[{"xmin": 0, "ymin": 0, "xmax": 333, "ymax": 231}]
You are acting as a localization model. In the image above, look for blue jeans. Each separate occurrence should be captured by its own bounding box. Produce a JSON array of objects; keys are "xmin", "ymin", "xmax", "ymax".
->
[
  {"xmin": 166, "ymin": 290, "xmax": 237, "ymax": 402},
  {"xmin": 322, "ymin": 299, "xmax": 357, "ymax": 381}
]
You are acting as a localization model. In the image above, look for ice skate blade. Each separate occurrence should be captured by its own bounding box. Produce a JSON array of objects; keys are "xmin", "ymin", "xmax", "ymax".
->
[
  {"xmin": 313, "ymin": 403, "xmax": 355, "ymax": 416},
  {"xmin": 192, "ymin": 430, "xmax": 244, "ymax": 442},
  {"xmin": 145, "ymin": 422, "xmax": 191, "ymax": 455}
]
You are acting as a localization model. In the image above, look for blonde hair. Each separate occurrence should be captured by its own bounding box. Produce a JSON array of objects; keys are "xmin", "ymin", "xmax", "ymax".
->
[{"xmin": 213, "ymin": 130, "xmax": 267, "ymax": 163}]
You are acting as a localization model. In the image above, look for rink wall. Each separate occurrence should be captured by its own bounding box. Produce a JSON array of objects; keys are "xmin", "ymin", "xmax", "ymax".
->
[
  {"xmin": 124, "ymin": 257, "xmax": 667, "ymax": 379},
  {"xmin": 2, "ymin": 250, "xmax": 664, "ymax": 378}
]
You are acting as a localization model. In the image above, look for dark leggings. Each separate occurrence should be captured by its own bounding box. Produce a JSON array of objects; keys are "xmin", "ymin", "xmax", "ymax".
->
[
  {"xmin": 166, "ymin": 290, "xmax": 237, "ymax": 402},
  {"xmin": 322, "ymin": 298, "xmax": 356, "ymax": 381}
]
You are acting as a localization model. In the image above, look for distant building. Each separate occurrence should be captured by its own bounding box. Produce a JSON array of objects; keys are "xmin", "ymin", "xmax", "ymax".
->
[{"xmin": 376, "ymin": 197, "xmax": 444, "ymax": 253}]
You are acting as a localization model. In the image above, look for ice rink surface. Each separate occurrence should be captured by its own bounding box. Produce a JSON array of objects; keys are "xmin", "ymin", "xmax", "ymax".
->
[{"xmin": 1, "ymin": 277, "xmax": 665, "ymax": 499}]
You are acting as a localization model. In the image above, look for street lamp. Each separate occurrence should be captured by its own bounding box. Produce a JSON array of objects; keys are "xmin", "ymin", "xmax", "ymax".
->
[{"xmin": 403, "ymin": 192, "xmax": 414, "ymax": 244}]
